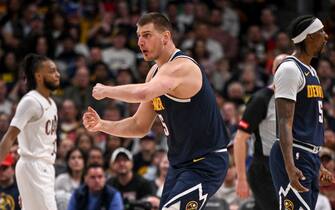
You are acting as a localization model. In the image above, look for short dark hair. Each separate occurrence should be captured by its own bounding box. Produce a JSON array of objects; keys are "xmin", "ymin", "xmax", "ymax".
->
[
  {"xmin": 84, "ymin": 163, "xmax": 104, "ymax": 176},
  {"xmin": 21, "ymin": 53, "xmax": 50, "ymax": 90},
  {"xmin": 288, "ymin": 15, "xmax": 316, "ymax": 51},
  {"xmin": 137, "ymin": 12, "xmax": 172, "ymax": 33}
]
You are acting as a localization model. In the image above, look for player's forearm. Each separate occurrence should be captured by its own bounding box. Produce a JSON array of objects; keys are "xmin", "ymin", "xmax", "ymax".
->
[
  {"xmin": 102, "ymin": 84, "xmax": 153, "ymax": 103},
  {"xmin": 278, "ymin": 121, "xmax": 295, "ymax": 170},
  {"xmin": 0, "ymin": 129, "xmax": 18, "ymax": 162},
  {"xmin": 234, "ymin": 130, "xmax": 250, "ymax": 180},
  {"xmin": 99, "ymin": 117, "xmax": 148, "ymax": 138}
]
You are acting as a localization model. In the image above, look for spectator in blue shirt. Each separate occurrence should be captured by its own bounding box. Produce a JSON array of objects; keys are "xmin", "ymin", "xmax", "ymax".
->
[{"xmin": 67, "ymin": 163, "xmax": 123, "ymax": 210}]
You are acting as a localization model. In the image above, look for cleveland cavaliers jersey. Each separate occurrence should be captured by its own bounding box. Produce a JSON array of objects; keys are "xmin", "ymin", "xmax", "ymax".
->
[
  {"xmin": 280, "ymin": 57, "xmax": 324, "ymax": 146},
  {"xmin": 151, "ymin": 50, "xmax": 229, "ymax": 166},
  {"xmin": 11, "ymin": 90, "xmax": 58, "ymax": 164}
]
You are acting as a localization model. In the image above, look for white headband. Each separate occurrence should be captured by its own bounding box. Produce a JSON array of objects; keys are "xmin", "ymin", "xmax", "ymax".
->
[{"xmin": 291, "ymin": 18, "xmax": 324, "ymax": 44}]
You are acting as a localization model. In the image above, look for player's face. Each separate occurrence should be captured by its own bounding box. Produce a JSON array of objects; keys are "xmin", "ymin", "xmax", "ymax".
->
[
  {"xmin": 137, "ymin": 23, "xmax": 165, "ymax": 61},
  {"xmin": 41, "ymin": 60, "xmax": 60, "ymax": 91},
  {"xmin": 309, "ymin": 28, "xmax": 328, "ymax": 56},
  {"xmin": 85, "ymin": 168, "xmax": 106, "ymax": 192}
]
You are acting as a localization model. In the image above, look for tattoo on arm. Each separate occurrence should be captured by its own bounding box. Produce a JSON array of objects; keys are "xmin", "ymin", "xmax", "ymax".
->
[{"xmin": 276, "ymin": 98, "xmax": 296, "ymax": 169}]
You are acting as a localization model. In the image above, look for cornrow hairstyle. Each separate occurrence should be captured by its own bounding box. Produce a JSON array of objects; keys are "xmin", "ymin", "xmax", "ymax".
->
[
  {"xmin": 288, "ymin": 15, "xmax": 316, "ymax": 52},
  {"xmin": 21, "ymin": 53, "xmax": 50, "ymax": 91},
  {"xmin": 137, "ymin": 12, "xmax": 173, "ymax": 33}
]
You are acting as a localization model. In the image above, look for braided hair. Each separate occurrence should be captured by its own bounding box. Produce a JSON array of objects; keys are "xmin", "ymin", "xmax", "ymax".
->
[{"xmin": 21, "ymin": 53, "xmax": 50, "ymax": 91}]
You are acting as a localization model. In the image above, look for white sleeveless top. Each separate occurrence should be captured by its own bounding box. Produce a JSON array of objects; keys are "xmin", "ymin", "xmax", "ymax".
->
[{"xmin": 10, "ymin": 90, "xmax": 58, "ymax": 164}]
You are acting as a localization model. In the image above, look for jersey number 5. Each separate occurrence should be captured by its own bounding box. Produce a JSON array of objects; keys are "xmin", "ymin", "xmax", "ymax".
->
[
  {"xmin": 158, "ymin": 114, "xmax": 170, "ymax": 136},
  {"xmin": 318, "ymin": 100, "xmax": 323, "ymax": 123}
]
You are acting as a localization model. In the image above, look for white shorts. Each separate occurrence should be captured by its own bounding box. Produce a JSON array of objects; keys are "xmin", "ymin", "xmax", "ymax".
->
[{"xmin": 15, "ymin": 158, "xmax": 57, "ymax": 210}]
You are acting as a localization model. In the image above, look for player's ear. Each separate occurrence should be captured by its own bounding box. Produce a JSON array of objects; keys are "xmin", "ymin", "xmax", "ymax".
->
[{"xmin": 162, "ymin": 31, "xmax": 170, "ymax": 45}]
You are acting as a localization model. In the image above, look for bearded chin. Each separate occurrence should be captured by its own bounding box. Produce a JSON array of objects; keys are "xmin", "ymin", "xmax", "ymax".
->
[{"xmin": 44, "ymin": 79, "xmax": 58, "ymax": 91}]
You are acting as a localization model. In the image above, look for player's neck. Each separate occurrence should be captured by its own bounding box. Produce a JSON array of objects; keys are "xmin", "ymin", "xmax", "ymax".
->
[
  {"xmin": 35, "ymin": 86, "xmax": 51, "ymax": 99},
  {"xmin": 292, "ymin": 50, "xmax": 312, "ymax": 66},
  {"xmin": 155, "ymin": 44, "xmax": 177, "ymax": 67}
]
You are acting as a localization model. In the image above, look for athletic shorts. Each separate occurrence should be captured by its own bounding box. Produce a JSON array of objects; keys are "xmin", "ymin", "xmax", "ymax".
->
[
  {"xmin": 269, "ymin": 141, "xmax": 320, "ymax": 210},
  {"xmin": 160, "ymin": 149, "xmax": 229, "ymax": 210},
  {"xmin": 15, "ymin": 158, "xmax": 57, "ymax": 210}
]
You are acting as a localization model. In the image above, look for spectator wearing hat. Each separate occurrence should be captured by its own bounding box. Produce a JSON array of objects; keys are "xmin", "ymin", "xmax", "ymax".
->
[
  {"xmin": 0, "ymin": 154, "xmax": 20, "ymax": 210},
  {"xmin": 133, "ymin": 132, "xmax": 157, "ymax": 176},
  {"xmin": 107, "ymin": 147, "xmax": 154, "ymax": 205}
]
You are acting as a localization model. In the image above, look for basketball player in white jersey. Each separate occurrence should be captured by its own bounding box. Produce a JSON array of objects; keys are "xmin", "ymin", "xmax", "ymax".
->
[{"xmin": 0, "ymin": 53, "xmax": 60, "ymax": 210}]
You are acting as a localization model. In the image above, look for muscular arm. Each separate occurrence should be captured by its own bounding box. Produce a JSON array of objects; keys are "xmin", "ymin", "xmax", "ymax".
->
[
  {"xmin": 92, "ymin": 59, "xmax": 198, "ymax": 103},
  {"xmin": 0, "ymin": 126, "xmax": 20, "ymax": 162},
  {"xmin": 97, "ymin": 101, "xmax": 157, "ymax": 138},
  {"xmin": 276, "ymin": 98, "xmax": 295, "ymax": 170}
]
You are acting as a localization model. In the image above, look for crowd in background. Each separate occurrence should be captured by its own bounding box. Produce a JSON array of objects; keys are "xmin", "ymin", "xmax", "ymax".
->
[{"xmin": 0, "ymin": 0, "xmax": 335, "ymax": 209}]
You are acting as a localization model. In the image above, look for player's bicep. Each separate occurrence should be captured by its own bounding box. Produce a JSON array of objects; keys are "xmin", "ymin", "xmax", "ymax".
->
[
  {"xmin": 132, "ymin": 101, "xmax": 157, "ymax": 134},
  {"xmin": 275, "ymin": 98, "xmax": 295, "ymax": 128}
]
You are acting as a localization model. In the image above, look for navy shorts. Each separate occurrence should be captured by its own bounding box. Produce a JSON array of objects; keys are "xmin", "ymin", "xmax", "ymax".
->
[
  {"xmin": 269, "ymin": 141, "xmax": 321, "ymax": 210},
  {"xmin": 159, "ymin": 150, "xmax": 229, "ymax": 210}
]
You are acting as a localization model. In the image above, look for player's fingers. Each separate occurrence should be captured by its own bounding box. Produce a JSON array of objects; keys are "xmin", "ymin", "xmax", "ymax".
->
[{"xmin": 292, "ymin": 181, "xmax": 309, "ymax": 192}]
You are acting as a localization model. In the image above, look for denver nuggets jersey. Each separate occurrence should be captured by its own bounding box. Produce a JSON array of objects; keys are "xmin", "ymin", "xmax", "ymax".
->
[
  {"xmin": 11, "ymin": 90, "xmax": 58, "ymax": 164},
  {"xmin": 151, "ymin": 50, "xmax": 229, "ymax": 166},
  {"xmin": 281, "ymin": 57, "xmax": 324, "ymax": 146}
]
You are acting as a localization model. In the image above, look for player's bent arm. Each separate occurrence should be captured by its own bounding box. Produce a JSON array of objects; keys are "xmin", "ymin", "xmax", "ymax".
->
[
  {"xmin": 95, "ymin": 59, "xmax": 193, "ymax": 103},
  {"xmin": 234, "ymin": 129, "xmax": 251, "ymax": 180},
  {"xmin": 99, "ymin": 101, "xmax": 157, "ymax": 138},
  {"xmin": 276, "ymin": 98, "xmax": 296, "ymax": 170},
  {"xmin": 0, "ymin": 126, "xmax": 20, "ymax": 162}
]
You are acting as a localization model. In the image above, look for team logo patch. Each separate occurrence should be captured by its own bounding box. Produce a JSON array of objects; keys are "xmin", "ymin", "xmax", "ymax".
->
[
  {"xmin": 152, "ymin": 97, "xmax": 165, "ymax": 111},
  {"xmin": 186, "ymin": 201, "xmax": 198, "ymax": 210},
  {"xmin": 284, "ymin": 199, "xmax": 294, "ymax": 210}
]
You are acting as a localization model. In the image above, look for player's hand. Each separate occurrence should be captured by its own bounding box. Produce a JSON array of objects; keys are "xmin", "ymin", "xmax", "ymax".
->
[
  {"xmin": 319, "ymin": 166, "xmax": 335, "ymax": 186},
  {"xmin": 287, "ymin": 166, "xmax": 309, "ymax": 192},
  {"xmin": 236, "ymin": 178, "xmax": 251, "ymax": 199},
  {"xmin": 83, "ymin": 106, "xmax": 102, "ymax": 132},
  {"xmin": 92, "ymin": 83, "xmax": 106, "ymax": 100}
]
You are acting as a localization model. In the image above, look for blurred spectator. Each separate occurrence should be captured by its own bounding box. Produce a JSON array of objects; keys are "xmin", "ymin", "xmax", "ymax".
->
[
  {"xmin": 68, "ymin": 164, "xmax": 123, "ymax": 210},
  {"xmin": 215, "ymin": 0, "xmax": 240, "ymax": 38},
  {"xmin": 133, "ymin": 132, "xmax": 157, "ymax": 176},
  {"xmin": 152, "ymin": 152, "xmax": 169, "ymax": 197},
  {"xmin": 102, "ymin": 30, "xmax": 137, "ymax": 77},
  {"xmin": 0, "ymin": 154, "xmax": 19, "ymax": 210},
  {"xmin": 59, "ymin": 99, "xmax": 80, "ymax": 142},
  {"xmin": 213, "ymin": 158, "xmax": 243, "ymax": 209},
  {"xmin": 107, "ymin": 148, "xmax": 154, "ymax": 205},
  {"xmin": 209, "ymin": 7, "xmax": 239, "ymax": 60},
  {"xmin": 176, "ymin": 0, "xmax": 194, "ymax": 33},
  {"xmin": 226, "ymin": 82, "xmax": 245, "ymax": 106},
  {"xmin": 0, "ymin": 79, "xmax": 13, "ymax": 115},
  {"xmin": 260, "ymin": 8, "xmax": 279, "ymax": 43},
  {"xmin": 88, "ymin": 12, "xmax": 114, "ymax": 48},
  {"xmin": 75, "ymin": 132, "xmax": 94, "ymax": 155},
  {"xmin": 221, "ymin": 101, "xmax": 239, "ymax": 135},
  {"xmin": 315, "ymin": 193, "xmax": 332, "ymax": 210},
  {"xmin": 319, "ymin": 147, "xmax": 335, "ymax": 209},
  {"xmin": 182, "ymin": 21, "xmax": 224, "ymax": 63},
  {"xmin": 0, "ymin": 112, "xmax": 10, "ymax": 139},
  {"xmin": 324, "ymin": 129, "xmax": 335, "ymax": 151},
  {"xmin": 0, "ymin": 51, "xmax": 19, "ymax": 86},
  {"xmin": 87, "ymin": 146, "xmax": 104, "ymax": 166},
  {"xmin": 55, "ymin": 147, "xmax": 86, "ymax": 194},
  {"xmin": 55, "ymin": 138, "xmax": 74, "ymax": 176},
  {"xmin": 242, "ymin": 25, "xmax": 267, "ymax": 64},
  {"xmin": 63, "ymin": 66, "xmax": 94, "ymax": 112}
]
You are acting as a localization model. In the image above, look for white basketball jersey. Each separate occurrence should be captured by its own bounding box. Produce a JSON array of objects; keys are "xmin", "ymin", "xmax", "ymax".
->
[{"xmin": 15, "ymin": 91, "xmax": 58, "ymax": 164}]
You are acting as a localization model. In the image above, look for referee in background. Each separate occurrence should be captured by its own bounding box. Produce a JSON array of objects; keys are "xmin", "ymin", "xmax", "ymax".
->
[{"xmin": 233, "ymin": 54, "xmax": 287, "ymax": 210}]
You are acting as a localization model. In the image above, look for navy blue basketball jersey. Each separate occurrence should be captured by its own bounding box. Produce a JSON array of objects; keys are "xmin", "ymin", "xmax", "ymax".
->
[
  {"xmin": 151, "ymin": 50, "xmax": 229, "ymax": 166},
  {"xmin": 281, "ymin": 57, "xmax": 324, "ymax": 146}
]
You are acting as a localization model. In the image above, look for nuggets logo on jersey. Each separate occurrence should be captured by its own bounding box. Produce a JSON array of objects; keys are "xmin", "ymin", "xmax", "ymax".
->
[
  {"xmin": 0, "ymin": 193, "xmax": 15, "ymax": 210},
  {"xmin": 307, "ymin": 85, "xmax": 324, "ymax": 98},
  {"xmin": 186, "ymin": 201, "xmax": 198, "ymax": 210},
  {"xmin": 152, "ymin": 97, "xmax": 165, "ymax": 111},
  {"xmin": 284, "ymin": 199, "xmax": 294, "ymax": 210}
]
